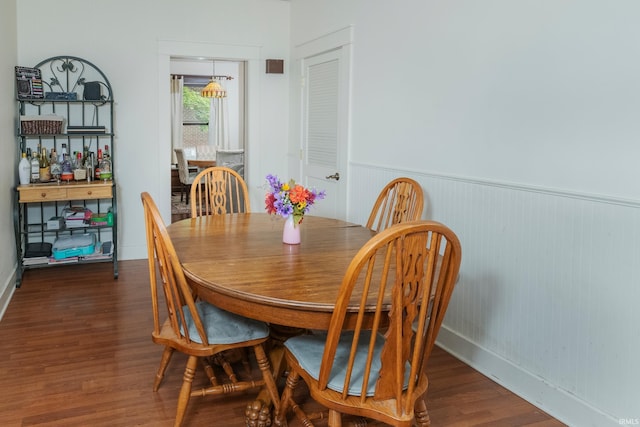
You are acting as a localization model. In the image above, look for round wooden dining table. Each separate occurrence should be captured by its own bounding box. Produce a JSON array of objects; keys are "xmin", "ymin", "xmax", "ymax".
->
[
  {"xmin": 166, "ymin": 212, "xmax": 377, "ymax": 331},
  {"xmin": 167, "ymin": 213, "xmax": 378, "ymax": 425}
]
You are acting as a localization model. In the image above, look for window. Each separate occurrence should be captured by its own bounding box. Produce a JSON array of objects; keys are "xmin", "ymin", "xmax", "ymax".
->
[
  {"xmin": 182, "ymin": 79, "xmax": 211, "ymax": 149},
  {"xmin": 170, "ymin": 59, "xmax": 245, "ymax": 155}
]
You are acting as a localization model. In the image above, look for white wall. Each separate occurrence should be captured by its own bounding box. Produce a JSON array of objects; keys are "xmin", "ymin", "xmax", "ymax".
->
[
  {"xmin": 15, "ymin": 0, "xmax": 290, "ymax": 260},
  {"xmin": 292, "ymin": 0, "xmax": 640, "ymax": 200},
  {"xmin": 290, "ymin": 0, "xmax": 640, "ymax": 425},
  {"xmin": 0, "ymin": 0, "xmax": 18, "ymax": 317}
]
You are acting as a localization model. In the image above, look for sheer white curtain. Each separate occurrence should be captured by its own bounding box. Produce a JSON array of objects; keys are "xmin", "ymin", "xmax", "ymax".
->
[
  {"xmin": 209, "ymin": 97, "xmax": 230, "ymax": 150},
  {"xmin": 170, "ymin": 75, "xmax": 184, "ymax": 164}
]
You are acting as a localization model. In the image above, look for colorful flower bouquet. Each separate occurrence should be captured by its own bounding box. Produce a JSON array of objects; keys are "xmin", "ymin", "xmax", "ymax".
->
[{"xmin": 265, "ymin": 174, "xmax": 326, "ymax": 226}]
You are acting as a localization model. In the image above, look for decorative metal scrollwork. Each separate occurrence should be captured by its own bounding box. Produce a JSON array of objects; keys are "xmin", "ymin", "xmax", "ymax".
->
[{"xmin": 33, "ymin": 55, "xmax": 113, "ymax": 103}]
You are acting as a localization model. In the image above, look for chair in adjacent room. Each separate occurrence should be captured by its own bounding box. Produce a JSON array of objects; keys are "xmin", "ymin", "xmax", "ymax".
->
[
  {"xmin": 216, "ymin": 148, "xmax": 245, "ymax": 178},
  {"xmin": 174, "ymin": 148, "xmax": 198, "ymax": 204},
  {"xmin": 195, "ymin": 144, "xmax": 217, "ymax": 162},
  {"xmin": 190, "ymin": 166, "xmax": 250, "ymax": 217},
  {"xmin": 366, "ymin": 177, "xmax": 424, "ymax": 232},
  {"xmin": 276, "ymin": 220, "xmax": 462, "ymax": 427},
  {"xmin": 141, "ymin": 192, "xmax": 279, "ymax": 427}
]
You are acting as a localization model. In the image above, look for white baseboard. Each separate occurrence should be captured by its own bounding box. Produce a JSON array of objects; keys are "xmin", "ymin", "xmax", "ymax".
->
[
  {"xmin": 436, "ymin": 326, "xmax": 617, "ymax": 427},
  {"xmin": 0, "ymin": 267, "xmax": 17, "ymax": 321}
]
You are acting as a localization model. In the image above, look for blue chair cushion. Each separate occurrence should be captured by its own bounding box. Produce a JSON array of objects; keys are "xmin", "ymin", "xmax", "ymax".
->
[
  {"xmin": 285, "ymin": 330, "xmax": 411, "ymax": 397},
  {"xmin": 181, "ymin": 301, "xmax": 270, "ymax": 344}
]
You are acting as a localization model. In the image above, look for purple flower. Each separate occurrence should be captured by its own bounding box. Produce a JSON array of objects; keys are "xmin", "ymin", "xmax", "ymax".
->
[{"xmin": 264, "ymin": 174, "xmax": 324, "ymax": 222}]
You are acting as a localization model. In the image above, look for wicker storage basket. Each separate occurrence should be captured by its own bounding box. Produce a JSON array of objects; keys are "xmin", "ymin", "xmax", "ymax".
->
[{"xmin": 20, "ymin": 115, "xmax": 64, "ymax": 135}]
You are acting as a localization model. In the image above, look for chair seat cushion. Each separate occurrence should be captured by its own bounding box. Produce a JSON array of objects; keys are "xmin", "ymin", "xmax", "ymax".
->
[
  {"xmin": 285, "ymin": 330, "xmax": 410, "ymax": 397},
  {"xmin": 182, "ymin": 301, "xmax": 270, "ymax": 344}
]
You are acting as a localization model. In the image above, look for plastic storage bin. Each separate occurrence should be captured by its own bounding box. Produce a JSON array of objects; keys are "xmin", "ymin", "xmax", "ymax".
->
[{"xmin": 52, "ymin": 233, "xmax": 96, "ymax": 260}]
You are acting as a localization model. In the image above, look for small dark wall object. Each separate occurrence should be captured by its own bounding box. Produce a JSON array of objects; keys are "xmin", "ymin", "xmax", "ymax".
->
[
  {"xmin": 266, "ymin": 59, "xmax": 284, "ymax": 74},
  {"xmin": 83, "ymin": 81, "xmax": 102, "ymax": 100}
]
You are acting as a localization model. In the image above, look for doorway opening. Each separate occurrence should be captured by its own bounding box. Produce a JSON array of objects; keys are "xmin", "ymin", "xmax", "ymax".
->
[{"xmin": 169, "ymin": 58, "xmax": 246, "ymax": 221}]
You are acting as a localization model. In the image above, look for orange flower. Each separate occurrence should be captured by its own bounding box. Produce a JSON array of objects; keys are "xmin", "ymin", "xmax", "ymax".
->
[{"xmin": 288, "ymin": 185, "xmax": 309, "ymax": 204}]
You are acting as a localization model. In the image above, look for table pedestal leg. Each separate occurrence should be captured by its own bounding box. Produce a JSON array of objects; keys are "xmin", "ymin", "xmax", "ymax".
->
[{"xmin": 244, "ymin": 325, "xmax": 305, "ymax": 427}]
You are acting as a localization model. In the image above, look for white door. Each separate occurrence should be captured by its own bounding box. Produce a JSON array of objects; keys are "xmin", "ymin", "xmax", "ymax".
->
[{"xmin": 301, "ymin": 47, "xmax": 350, "ymax": 220}]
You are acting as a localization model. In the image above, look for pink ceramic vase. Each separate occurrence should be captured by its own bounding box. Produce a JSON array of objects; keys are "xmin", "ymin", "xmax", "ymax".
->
[{"xmin": 282, "ymin": 215, "xmax": 301, "ymax": 245}]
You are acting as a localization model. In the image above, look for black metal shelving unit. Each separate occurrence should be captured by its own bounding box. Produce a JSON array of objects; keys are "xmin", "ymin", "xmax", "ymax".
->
[{"xmin": 14, "ymin": 56, "xmax": 117, "ymax": 287}]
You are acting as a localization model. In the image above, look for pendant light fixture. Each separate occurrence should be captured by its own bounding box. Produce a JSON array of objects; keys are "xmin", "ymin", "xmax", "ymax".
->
[
  {"xmin": 201, "ymin": 79, "xmax": 226, "ymax": 98},
  {"xmin": 201, "ymin": 60, "xmax": 229, "ymax": 98}
]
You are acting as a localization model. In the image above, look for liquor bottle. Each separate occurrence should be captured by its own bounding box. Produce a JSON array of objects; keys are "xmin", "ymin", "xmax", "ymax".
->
[
  {"xmin": 60, "ymin": 152, "xmax": 73, "ymax": 182},
  {"xmin": 99, "ymin": 149, "xmax": 112, "ymax": 181},
  {"xmin": 30, "ymin": 149, "xmax": 40, "ymax": 183},
  {"xmin": 59, "ymin": 143, "xmax": 67, "ymax": 163},
  {"xmin": 103, "ymin": 145, "xmax": 111, "ymax": 167},
  {"xmin": 82, "ymin": 146, "xmax": 89, "ymax": 181},
  {"xmin": 73, "ymin": 152, "xmax": 86, "ymax": 181},
  {"xmin": 19, "ymin": 152, "xmax": 31, "ymax": 185},
  {"xmin": 50, "ymin": 149, "xmax": 61, "ymax": 182},
  {"xmin": 86, "ymin": 152, "xmax": 95, "ymax": 182},
  {"xmin": 39, "ymin": 147, "xmax": 51, "ymax": 182},
  {"xmin": 95, "ymin": 148, "xmax": 103, "ymax": 180}
]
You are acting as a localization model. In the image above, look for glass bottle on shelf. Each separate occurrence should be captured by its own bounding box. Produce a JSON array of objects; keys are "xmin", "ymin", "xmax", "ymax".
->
[
  {"xmin": 82, "ymin": 145, "xmax": 90, "ymax": 181},
  {"xmin": 99, "ymin": 148, "xmax": 112, "ymax": 181},
  {"xmin": 60, "ymin": 153, "xmax": 73, "ymax": 182},
  {"xmin": 19, "ymin": 152, "xmax": 31, "ymax": 185},
  {"xmin": 29, "ymin": 149, "xmax": 39, "ymax": 183},
  {"xmin": 50, "ymin": 149, "xmax": 61, "ymax": 182},
  {"xmin": 73, "ymin": 152, "xmax": 86, "ymax": 181},
  {"xmin": 59, "ymin": 143, "xmax": 67, "ymax": 163},
  {"xmin": 39, "ymin": 147, "xmax": 51, "ymax": 182},
  {"xmin": 86, "ymin": 151, "xmax": 95, "ymax": 182},
  {"xmin": 95, "ymin": 148, "xmax": 102, "ymax": 180}
]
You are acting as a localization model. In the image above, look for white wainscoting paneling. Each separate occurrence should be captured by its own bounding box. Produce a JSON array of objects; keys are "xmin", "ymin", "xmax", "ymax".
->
[{"xmin": 349, "ymin": 163, "xmax": 640, "ymax": 427}]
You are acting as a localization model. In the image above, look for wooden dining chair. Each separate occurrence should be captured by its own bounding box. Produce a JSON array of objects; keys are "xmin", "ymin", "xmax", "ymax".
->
[
  {"xmin": 366, "ymin": 177, "xmax": 424, "ymax": 232},
  {"xmin": 276, "ymin": 221, "xmax": 462, "ymax": 427},
  {"xmin": 140, "ymin": 192, "xmax": 279, "ymax": 427},
  {"xmin": 190, "ymin": 166, "xmax": 250, "ymax": 217}
]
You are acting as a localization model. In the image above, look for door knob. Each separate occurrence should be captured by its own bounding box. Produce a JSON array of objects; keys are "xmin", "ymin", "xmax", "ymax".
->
[{"xmin": 325, "ymin": 172, "xmax": 340, "ymax": 181}]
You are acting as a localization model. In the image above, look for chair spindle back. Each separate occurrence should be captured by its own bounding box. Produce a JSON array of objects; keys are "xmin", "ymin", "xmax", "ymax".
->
[
  {"xmin": 141, "ymin": 192, "xmax": 209, "ymax": 345},
  {"xmin": 319, "ymin": 221, "xmax": 461, "ymax": 416},
  {"xmin": 366, "ymin": 178, "xmax": 424, "ymax": 232},
  {"xmin": 190, "ymin": 167, "xmax": 250, "ymax": 217}
]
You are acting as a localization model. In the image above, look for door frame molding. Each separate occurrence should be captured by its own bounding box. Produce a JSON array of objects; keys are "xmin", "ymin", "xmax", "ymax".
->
[{"xmin": 157, "ymin": 40, "xmax": 262, "ymax": 219}]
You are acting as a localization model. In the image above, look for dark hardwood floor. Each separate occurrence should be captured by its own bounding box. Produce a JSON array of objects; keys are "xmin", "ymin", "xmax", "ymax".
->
[{"xmin": 0, "ymin": 261, "xmax": 565, "ymax": 426}]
